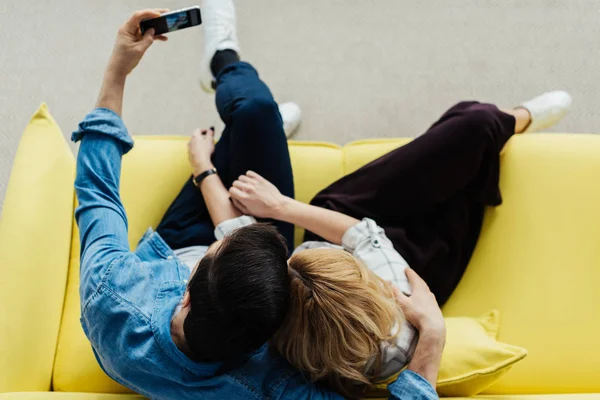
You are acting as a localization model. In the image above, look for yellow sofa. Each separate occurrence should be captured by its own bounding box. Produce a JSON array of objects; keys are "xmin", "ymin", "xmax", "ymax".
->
[{"xmin": 1, "ymin": 105, "xmax": 600, "ymax": 399}]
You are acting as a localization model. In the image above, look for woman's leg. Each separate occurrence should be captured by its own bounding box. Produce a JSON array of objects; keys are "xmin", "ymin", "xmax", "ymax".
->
[
  {"xmin": 306, "ymin": 101, "xmax": 517, "ymax": 304},
  {"xmin": 157, "ymin": 61, "xmax": 294, "ymax": 250},
  {"xmin": 309, "ymin": 102, "xmax": 517, "ymax": 223}
]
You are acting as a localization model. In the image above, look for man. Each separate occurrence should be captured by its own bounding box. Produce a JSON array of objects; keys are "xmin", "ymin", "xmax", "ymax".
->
[{"xmin": 74, "ymin": 1, "xmax": 446, "ymax": 399}]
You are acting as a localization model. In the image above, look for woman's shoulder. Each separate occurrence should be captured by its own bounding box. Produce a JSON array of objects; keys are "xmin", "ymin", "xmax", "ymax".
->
[{"xmin": 293, "ymin": 240, "xmax": 344, "ymax": 255}]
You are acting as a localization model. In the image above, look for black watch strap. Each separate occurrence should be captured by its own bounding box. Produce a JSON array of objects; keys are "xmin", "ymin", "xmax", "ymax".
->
[{"xmin": 193, "ymin": 168, "xmax": 218, "ymax": 187}]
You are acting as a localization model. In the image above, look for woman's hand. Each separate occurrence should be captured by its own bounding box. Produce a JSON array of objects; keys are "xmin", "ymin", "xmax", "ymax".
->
[
  {"xmin": 229, "ymin": 171, "xmax": 289, "ymax": 218},
  {"xmin": 393, "ymin": 268, "xmax": 446, "ymax": 336},
  {"xmin": 107, "ymin": 8, "xmax": 169, "ymax": 79},
  {"xmin": 188, "ymin": 128, "xmax": 216, "ymax": 176}
]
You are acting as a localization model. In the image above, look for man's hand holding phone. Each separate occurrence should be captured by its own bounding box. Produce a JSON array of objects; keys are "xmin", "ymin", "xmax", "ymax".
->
[
  {"xmin": 97, "ymin": 9, "xmax": 169, "ymax": 116},
  {"xmin": 107, "ymin": 8, "xmax": 169, "ymax": 79}
]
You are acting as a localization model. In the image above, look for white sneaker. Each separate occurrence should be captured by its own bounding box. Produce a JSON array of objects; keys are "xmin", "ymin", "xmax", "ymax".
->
[
  {"xmin": 279, "ymin": 102, "xmax": 302, "ymax": 138},
  {"xmin": 519, "ymin": 90, "xmax": 572, "ymax": 133},
  {"xmin": 200, "ymin": 0, "xmax": 241, "ymax": 93}
]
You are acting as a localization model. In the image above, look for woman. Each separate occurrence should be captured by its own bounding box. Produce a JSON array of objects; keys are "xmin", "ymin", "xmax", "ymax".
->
[{"xmin": 227, "ymin": 91, "xmax": 572, "ymax": 398}]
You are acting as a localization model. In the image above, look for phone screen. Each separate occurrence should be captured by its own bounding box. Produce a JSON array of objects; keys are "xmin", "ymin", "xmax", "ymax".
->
[{"xmin": 140, "ymin": 7, "xmax": 202, "ymax": 35}]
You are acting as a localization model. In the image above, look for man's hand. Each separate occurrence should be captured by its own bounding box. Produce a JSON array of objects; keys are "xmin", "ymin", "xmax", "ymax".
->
[
  {"xmin": 96, "ymin": 9, "xmax": 169, "ymax": 115},
  {"xmin": 393, "ymin": 268, "xmax": 445, "ymax": 334},
  {"xmin": 107, "ymin": 8, "xmax": 169, "ymax": 78},
  {"xmin": 229, "ymin": 171, "xmax": 289, "ymax": 218},
  {"xmin": 188, "ymin": 128, "xmax": 216, "ymax": 176},
  {"xmin": 393, "ymin": 268, "xmax": 446, "ymax": 388}
]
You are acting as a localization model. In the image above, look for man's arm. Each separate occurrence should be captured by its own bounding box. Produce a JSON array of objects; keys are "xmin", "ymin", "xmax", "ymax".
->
[
  {"xmin": 387, "ymin": 268, "xmax": 446, "ymax": 399},
  {"xmin": 74, "ymin": 9, "xmax": 166, "ymax": 301},
  {"xmin": 406, "ymin": 330, "xmax": 445, "ymax": 387}
]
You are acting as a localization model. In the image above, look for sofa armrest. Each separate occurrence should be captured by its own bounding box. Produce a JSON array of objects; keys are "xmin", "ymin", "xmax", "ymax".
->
[{"xmin": 0, "ymin": 104, "xmax": 75, "ymax": 392}]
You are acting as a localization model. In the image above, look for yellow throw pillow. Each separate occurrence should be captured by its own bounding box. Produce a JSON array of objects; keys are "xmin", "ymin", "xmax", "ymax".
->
[
  {"xmin": 0, "ymin": 103, "xmax": 75, "ymax": 392},
  {"xmin": 367, "ymin": 311, "xmax": 527, "ymax": 398},
  {"xmin": 436, "ymin": 310, "xmax": 527, "ymax": 397}
]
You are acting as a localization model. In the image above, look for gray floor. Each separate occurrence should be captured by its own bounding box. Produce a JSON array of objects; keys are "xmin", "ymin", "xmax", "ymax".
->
[{"xmin": 1, "ymin": 0, "xmax": 598, "ymax": 212}]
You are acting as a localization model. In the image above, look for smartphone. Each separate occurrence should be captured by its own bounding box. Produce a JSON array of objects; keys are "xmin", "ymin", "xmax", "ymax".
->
[{"xmin": 140, "ymin": 6, "xmax": 202, "ymax": 35}]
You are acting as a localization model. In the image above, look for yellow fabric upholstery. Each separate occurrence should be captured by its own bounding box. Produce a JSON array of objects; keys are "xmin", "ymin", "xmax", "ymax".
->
[
  {"xmin": 436, "ymin": 311, "xmax": 527, "ymax": 397},
  {"xmin": 342, "ymin": 139, "xmax": 411, "ymax": 174},
  {"xmin": 288, "ymin": 141, "xmax": 344, "ymax": 246},
  {"xmin": 0, "ymin": 104, "xmax": 74, "ymax": 392},
  {"xmin": 2, "ymin": 104, "xmax": 600, "ymax": 398},
  {"xmin": 443, "ymin": 135, "xmax": 600, "ymax": 394}
]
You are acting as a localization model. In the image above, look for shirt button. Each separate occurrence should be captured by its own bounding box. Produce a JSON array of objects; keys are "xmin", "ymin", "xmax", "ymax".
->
[
  {"xmin": 372, "ymin": 238, "xmax": 381, "ymax": 248},
  {"xmin": 167, "ymin": 255, "xmax": 173, "ymax": 260}
]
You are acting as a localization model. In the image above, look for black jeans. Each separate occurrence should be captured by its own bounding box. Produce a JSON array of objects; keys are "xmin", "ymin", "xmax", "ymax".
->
[{"xmin": 156, "ymin": 62, "xmax": 295, "ymax": 251}]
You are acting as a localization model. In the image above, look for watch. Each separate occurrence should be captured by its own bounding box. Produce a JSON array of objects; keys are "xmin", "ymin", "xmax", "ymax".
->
[{"xmin": 192, "ymin": 168, "xmax": 217, "ymax": 187}]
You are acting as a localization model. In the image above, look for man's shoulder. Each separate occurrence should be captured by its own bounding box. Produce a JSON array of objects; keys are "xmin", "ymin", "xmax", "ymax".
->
[{"xmin": 228, "ymin": 345, "xmax": 340, "ymax": 399}]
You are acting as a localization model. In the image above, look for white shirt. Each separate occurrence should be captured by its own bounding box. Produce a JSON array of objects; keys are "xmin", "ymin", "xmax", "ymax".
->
[{"xmin": 174, "ymin": 215, "xmax": 417, "ymax": 380}]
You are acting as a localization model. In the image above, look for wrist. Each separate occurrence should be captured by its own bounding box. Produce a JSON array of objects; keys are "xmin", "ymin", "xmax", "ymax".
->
[
  {"xmin": 193, "ymin": 161, "xmax": 215, "ymax": 177},
  {"xmin": 418, "ymin": 322, "xmax": 446, "ymax": 344},
  {"xmin": 272, "ymin": 195, "xmax": 295, "ymax": 221},
  {"xmin": 104, "ymin": 63, "xmax": 128, "ymax": 84}
]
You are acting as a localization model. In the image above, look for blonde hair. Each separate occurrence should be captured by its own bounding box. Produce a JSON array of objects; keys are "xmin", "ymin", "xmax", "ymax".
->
[{"xmin": 272, "ymin": 248, "xmax": 402, "ymax": 399}]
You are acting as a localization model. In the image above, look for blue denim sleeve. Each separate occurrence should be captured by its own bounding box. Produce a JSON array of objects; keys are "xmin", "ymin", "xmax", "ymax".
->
[
  {"xmin": 388, "ymin": 370, "xmax": 439, "ymax": 399},
  {"xmin": 73, "ymin": 108, "xmax": 136, "ymax": 303}
]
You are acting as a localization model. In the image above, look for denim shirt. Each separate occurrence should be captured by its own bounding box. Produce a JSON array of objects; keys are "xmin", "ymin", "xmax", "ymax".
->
[{"xmin": 73, "ymin": 107, "xmax": 438, "ymax": 400}]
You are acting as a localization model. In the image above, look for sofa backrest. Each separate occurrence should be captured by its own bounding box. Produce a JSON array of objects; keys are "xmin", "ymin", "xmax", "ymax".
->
[{"xmin": 40, "ymin": 134, "xmax": 600, "ymax": 394}]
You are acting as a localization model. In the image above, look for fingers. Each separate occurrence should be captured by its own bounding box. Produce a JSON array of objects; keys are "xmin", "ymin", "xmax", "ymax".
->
[
  {"xmin": 246, "ymin": 170, "xmax": 264, "ymax": 181},
  {"xmin": 232, "ymin": 180, "xmax": 254, "ymax": 192},
  {"xmin": 125, "ymin": 9, "xmax": 163, "ymax": 34},
  {"xmin": 238, "ymin": 175, "xmax": 256, "ymax": 184},
  {"xmin": 390, "ymin": 284, "xmax": 408, "ymax": 304},
  {"xmin": 405, "ymin": 268, "xmax": 430, "ymax": 291},
  {"xmin": 231, "ymin": 198, "xmax": 249, "ymax": 214},
  {"xmin": 191, "ymin": 128, "xmax": 202, "ymax": 138},
  {"xmin": 141, "ymin": 28, "xmax": 155, "ymax": 48},
  {"xmin": 229, "ymin": 187, "xmax": 249, "ymax": 200},
  {"xmin": 191, "ymin": 128, "xmax": 215, "ymax": 138},
  {"xmin": 154, "ymin": 35, "xmax": 169, "ymax": 42}
]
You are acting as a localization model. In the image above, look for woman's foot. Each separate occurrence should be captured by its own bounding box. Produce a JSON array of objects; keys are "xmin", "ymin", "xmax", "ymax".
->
[
  {"xmin": 200, "ymin": 0, "xmax": 240, "ymax": 93},
  {"xmin": 516, "ymin": 90, "xmax": 572, "ymax": 133}
]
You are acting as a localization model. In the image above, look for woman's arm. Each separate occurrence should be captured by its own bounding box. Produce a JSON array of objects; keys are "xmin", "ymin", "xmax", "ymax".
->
[
  {"xmin": 189, "ymin": 129, "xmax": 242, "ymax": 226},
  {"xmin": 275, "ymin": 198, "xmax": 359, "ymax": 245},
  {"xmin": 229, "ymin": 171, "xmax": 359, "ymax": 245}
]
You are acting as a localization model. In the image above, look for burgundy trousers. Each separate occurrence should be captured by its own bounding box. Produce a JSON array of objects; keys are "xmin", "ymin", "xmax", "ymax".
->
[{"xmin": 305, "ymin": 102, "xmax": 516, "ymax": 306}]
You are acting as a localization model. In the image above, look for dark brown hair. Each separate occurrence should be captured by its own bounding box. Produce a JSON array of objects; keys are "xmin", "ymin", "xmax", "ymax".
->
[{"xmin": 184, "ymin": 223, "xmax": 289, "ymax": 361}]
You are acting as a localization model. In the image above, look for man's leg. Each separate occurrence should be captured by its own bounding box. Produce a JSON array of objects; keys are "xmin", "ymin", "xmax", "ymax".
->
[
  {"xmin": 211, "ymin": 61, "xmax": 295, "ymax": 250},
  {"xmin": 158, "ymin": 62, "xmax": 295, "ymax": 250},
  {"xmin": 157, "ymin": 0, "xmax": 295, "ymax": 251}
]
